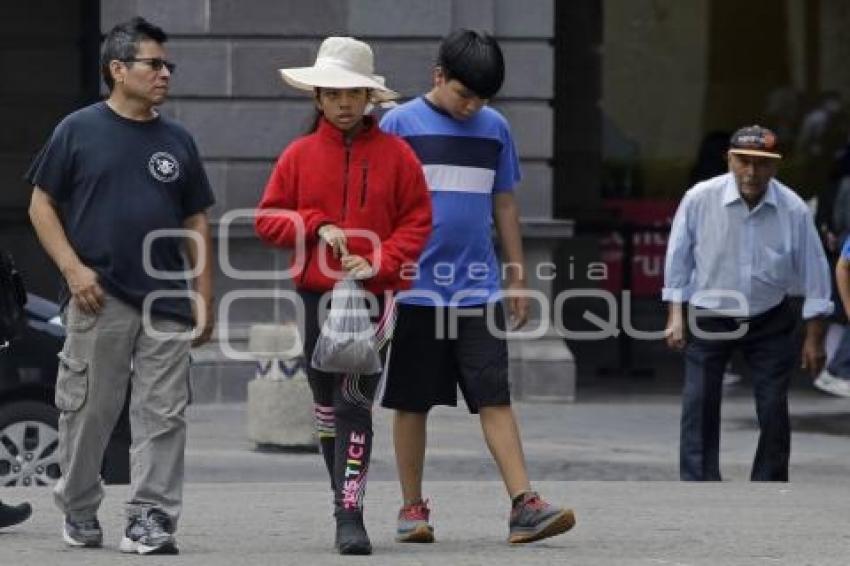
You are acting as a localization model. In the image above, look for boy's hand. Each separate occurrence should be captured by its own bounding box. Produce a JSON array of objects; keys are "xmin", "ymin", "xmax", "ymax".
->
[{"xmin": 506, "ymin": 281, "xmax": 529, "ymax": 329}]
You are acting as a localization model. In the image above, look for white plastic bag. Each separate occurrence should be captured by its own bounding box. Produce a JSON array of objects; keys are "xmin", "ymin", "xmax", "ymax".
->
[{"xmin": 311, "ymin": 278, "xmax": 382, "ymax": 374}]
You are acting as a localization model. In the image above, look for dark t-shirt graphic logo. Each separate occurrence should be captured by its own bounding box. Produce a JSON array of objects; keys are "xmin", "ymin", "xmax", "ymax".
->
[{"xmin": 148, "ymin": 151, "xmax": 180, "ymax": 183}]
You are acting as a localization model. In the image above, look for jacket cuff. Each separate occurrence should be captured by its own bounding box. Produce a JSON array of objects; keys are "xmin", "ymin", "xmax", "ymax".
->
[{"xmin": 304, "ymin": 214, "xmax": 334, "ymax": 245}]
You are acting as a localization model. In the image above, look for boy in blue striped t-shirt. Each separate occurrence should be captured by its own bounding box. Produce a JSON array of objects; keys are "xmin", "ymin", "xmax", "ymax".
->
[{"xmin": 380, "ymin": 29, "xmax": 575, "ymax": 545}]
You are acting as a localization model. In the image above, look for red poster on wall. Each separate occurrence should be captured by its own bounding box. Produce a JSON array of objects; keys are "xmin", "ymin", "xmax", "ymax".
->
[{"xmin": 599, "ymin": 199, "xmax": 678, "ymax": 297}]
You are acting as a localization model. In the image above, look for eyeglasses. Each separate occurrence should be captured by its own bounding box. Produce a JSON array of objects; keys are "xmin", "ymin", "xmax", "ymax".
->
[{"xmin": 120, "ymin": 57, "xmax": 176, "ymax": 73}]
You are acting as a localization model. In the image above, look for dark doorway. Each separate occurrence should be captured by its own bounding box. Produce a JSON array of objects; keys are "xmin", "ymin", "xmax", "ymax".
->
[
  {"xmin": 552, "ymin": 0, "xmax": 603, "ymax": 218},
  {"xmin": 0, "ymin": 0, "xmax": 100, "ymax": 299}
]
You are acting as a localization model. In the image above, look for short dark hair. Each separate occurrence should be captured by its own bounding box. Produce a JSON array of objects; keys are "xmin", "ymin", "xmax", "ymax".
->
[
  {"xmin": 101, "ymin": 17, "xmax": 168, "ymax": 91},
  {"xmin": 437, "ymin": 29, "xmax": 504, "ymax": 99}
]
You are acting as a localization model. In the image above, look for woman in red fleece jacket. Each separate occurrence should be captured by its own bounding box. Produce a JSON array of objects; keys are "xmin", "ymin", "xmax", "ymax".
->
[{"xmin": 254, "ymin": 37, "xmax": 431, "ymax": 556}]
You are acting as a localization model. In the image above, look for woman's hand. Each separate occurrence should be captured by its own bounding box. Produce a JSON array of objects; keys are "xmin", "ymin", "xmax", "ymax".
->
[
  {"xmin": 340, "ymin": 254, "xmax": 374, "ymax": 279},
  {"xmin": 317, "ymin": 224, "xmax": 348, "ymax": 258}
]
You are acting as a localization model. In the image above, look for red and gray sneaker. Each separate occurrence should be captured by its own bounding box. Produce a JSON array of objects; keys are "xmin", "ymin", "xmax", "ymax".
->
[
  {"xmin": 396, "ymin": 499, "xmax": 434, "ymax": 543},
  {"xmin": 508, "ymin": 491, "xmax": 575, "ymax": 544}
]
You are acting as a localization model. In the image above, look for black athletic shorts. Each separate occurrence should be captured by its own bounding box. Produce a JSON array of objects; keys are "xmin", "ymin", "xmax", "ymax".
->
[{"xmin": 381, "ymin": 302, "xmax": 511, "ymax": 414}]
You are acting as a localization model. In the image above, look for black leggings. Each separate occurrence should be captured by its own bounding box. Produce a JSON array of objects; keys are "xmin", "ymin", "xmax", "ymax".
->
[{"xmin": 299, "ymin": 290, "xmax": 394, "ymax": 514}]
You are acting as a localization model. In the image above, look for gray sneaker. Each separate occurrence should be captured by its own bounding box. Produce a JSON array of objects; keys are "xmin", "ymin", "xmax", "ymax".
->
[
  {"xmin": 63, "ymin": 516, "xmax": 103, "ymax": 548},
  {"xmin": 119, "ymin": 508, "xmax": 178, "ymax": 555},
  {"xmin": 508, "ymin": 492, "xmax": 575, "ymax": 544}
]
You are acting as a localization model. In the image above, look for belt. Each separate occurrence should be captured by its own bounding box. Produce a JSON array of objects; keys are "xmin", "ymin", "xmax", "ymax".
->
[{"xmin": 729, "ymin": 299, "xmax": 787, "ymax": 324}]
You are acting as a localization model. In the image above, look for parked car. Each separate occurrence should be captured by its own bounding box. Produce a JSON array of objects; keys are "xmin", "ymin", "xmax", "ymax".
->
[{"xmin": 0, "ymin": 293, "xmax": 130, "ymax": 486}]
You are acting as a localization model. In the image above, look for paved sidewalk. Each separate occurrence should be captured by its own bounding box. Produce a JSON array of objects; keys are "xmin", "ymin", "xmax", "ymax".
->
[
  {"xmin": 1, "ymin": 383, "xmax": 848, "ymax": 564},
  {"xmin": 2, "ymin": 481, "xmax": 849, "ymax": 565},
  {"xmin": 183, "ymin": 388, "xmax": 850, "ymax": 483}
]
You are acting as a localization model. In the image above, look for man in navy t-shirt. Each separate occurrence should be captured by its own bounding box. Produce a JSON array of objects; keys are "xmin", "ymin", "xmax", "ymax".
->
[
  {"xmin": 379, "ymin": 30, "xmax": 575, "ymax": 545},
  {"xmin": 27, "ymin": 17, "xmax": 213, "ymax": 555}
]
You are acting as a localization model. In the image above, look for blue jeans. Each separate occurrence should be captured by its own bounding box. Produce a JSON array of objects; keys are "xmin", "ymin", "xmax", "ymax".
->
[
  {"xmin": 680, "ymin": 301, "xmax": 796, "ymax": 482},
  {"xmin": 827, "ymin": 325, "xmax": 850, "ymax": 379}
]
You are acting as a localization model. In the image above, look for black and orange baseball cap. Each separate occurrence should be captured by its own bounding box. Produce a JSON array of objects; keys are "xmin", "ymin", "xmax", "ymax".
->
[{"xmin": 728, "ymin": 125, "xmax": 782, "ymax": 159}]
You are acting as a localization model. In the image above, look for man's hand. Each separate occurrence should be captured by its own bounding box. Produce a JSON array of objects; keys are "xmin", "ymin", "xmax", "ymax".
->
[
  {"xmin": 63, "ymin": 262, "xmax": 105, "ymax": 315},
  {"xmin": 506, "ymin": 281, "xmax": 529, "ymax": 330},
  {"xmin": 192, "ymin": 295, "xmax": 215, "ymax": 347},
  {"xmin": 182, "ymin": 211, "xmax": 215, "ymax": 347},
  {"xmin": 665, "ymin": 303, "xmax": 686, "ymax": 351},
  {"xmin": 318, "ymin": 224, "xmax": 348, "ymax": 258},
  {"xmin": 801, "ymin": 319, "xmax": 827, "ymax": 377},
  {"xmin": 825, "ymin": 231, "xmax": 839, "ymax": 254},
  {"xmin": 340, "ymin": 254, "xmax": 374, "ymax": 279},
  {"xmin": 801, "ymin": 337, "xmax": 826, "ymax": 376}
]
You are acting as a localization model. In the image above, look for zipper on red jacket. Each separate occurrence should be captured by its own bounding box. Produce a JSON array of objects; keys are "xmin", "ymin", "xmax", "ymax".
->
[
  {"xmin": 341, "ymin": 137, "xmax": 352, "ymax": 221},
  {"xmin": 360, "ymin": 161, "xmax": 369, "ymax": 207}
]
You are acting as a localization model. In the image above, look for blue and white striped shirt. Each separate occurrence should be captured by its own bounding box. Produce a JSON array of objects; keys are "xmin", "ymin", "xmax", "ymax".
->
[{"xmin": 662, "ymin": 173, "xmax": 833, "ymax": 319}]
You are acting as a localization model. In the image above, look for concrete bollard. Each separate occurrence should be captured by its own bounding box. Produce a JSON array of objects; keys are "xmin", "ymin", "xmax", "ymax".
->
[
  {"xmin": 508, "ymin": 320, "xmax": 576, "ymax": 402},
  {"xmin": 246, "ymin": 323, "xmax": 317, "ymax": 451}
]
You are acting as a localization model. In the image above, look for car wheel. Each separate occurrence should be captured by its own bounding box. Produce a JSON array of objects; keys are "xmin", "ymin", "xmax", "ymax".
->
[{"xmin": 0, "ymin": 400, "xmax": 61, "ymax": 487}]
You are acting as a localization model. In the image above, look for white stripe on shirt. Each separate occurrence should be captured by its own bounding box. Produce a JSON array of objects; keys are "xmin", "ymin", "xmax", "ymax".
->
[{"xmin": 422, "ymin": 164, "xmax": 496, "ymax": 194}]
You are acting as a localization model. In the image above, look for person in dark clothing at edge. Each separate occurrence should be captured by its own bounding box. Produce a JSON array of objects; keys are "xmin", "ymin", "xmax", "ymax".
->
[
  {"xmin": 254, "ymin": 37, "xmax": 431, "ymax": 555},
  {"xmin": 26, "ymin": 17, "xmax": 215, "ymax": 555},
  {"xmin": 0, "ymin": 502, "xmax": 31, "ymax": 529},
  {"xmin": 0, "ymin": 259, "xmax": 33, "ymax": 530},
  {"xmin": 814, "ymin": 144, "xmax": 850, "ymax": 397}
]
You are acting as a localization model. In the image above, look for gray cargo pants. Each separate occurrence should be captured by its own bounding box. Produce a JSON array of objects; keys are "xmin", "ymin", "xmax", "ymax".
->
[{"xmin": 53, "ymin": 293, "xmax": 191, "ymax": 524}]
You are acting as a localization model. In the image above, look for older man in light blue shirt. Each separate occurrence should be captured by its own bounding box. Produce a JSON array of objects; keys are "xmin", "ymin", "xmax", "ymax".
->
[{"xmin": 663, "ymin": 126, "xmax": 832, "ymax": 482}]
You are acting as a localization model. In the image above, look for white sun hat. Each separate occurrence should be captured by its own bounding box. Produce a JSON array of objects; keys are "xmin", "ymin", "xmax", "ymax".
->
[{"xmin": 279, "ymin": 37, "xmax": 399, "ymax": 102}]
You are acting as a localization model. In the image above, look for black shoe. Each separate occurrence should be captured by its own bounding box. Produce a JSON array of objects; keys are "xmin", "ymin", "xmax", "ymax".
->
[
  {"xmin": 0, "ymin": 501, "xmax": 32, "ymax": 529},
  {"xmin": 334, "ymin": 511, "xmax": 372, "ymax": 555}
]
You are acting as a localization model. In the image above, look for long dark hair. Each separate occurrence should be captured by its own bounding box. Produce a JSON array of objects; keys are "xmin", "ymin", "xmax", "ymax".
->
[
  {"xmin": 303, "ymin": 88, "xmax": 323, "ymax": 135},
  {"xmin": 305, "ymin": 109, "xmax": 323, "ymax": 135}
]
